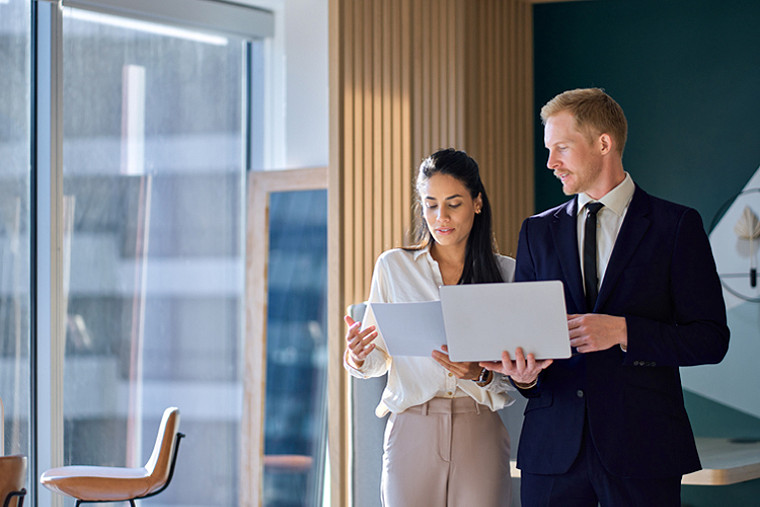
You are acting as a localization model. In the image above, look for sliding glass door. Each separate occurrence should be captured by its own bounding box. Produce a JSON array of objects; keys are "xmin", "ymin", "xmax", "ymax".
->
[
  {"xmin": 6, "ymin": 2, "xmax": 331, "ymax": 504},
  {"xmin": 34, "ymin": 1, "xmax": 273, "ymax": 505},
  {"xmin": 0, "ymin": 0, "xmax": 32, "ymax": 466},
  {"xmin": 59, "ymin": 7, "xmax": 252, "ymax": 504}
]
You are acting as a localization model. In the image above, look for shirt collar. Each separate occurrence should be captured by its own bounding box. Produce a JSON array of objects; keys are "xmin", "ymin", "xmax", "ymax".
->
[
  {"xmin": 412, "ymin": 243, "xmax": 432, "ymax": 261},
  {"xmin": 577, "ymin": 172, "xmax": 635, "ymax": 217}
]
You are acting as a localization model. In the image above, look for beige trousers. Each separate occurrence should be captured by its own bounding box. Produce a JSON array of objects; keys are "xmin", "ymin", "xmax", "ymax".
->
[{"xmin": 380, "ymin": 397, "xmax": 511, "ymax": 507}]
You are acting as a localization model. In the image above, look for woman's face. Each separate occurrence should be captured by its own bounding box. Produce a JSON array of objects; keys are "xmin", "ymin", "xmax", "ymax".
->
[{"xmin": 419, "ymin": 172, "xmax": 482, "ymax": 250}]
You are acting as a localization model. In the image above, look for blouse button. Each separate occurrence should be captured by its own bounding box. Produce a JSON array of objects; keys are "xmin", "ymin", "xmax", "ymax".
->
[{"xmin": 448, "ymin": 372, "xmax": 453, "ymax": 377}]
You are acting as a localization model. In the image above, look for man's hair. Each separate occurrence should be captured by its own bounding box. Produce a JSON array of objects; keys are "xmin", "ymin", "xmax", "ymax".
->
[{"xmin": 540, "ymin": 88, "xmax": 628, "ymax": 156}]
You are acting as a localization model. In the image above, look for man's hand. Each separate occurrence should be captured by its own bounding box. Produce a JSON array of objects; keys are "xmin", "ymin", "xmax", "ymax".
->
[
  {"xmin": 480, "ymin": 347, "xmax": 552, "ymax": 386},
  {"xmin": 568, "ymin": 313, "xmax": 627, "ymax": 353}
]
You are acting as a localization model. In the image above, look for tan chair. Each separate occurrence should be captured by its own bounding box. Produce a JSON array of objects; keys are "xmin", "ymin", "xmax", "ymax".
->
[
  {"xmin": 40, "ymin": 407, "xmax": 184, "ymax": 506},
  {"xmin": 0, "ymin": 455, "xmax": 27, "ymax": 507}
]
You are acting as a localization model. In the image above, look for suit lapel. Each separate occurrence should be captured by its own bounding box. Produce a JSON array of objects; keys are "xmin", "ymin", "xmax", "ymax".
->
[
  {"xmin": 595, "ymin": 186, "xmax": 651, "ymax": 311},
  {"xmin": 551, "ymin": 198, "xmax": 586, "ymax": 313}
]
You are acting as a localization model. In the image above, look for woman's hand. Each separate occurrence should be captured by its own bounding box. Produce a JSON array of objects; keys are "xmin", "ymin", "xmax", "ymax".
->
[
  {"xmin": 431, "ymin": 345, "xmax": 482, "ymax": 380},
  {"xmin": 480, "ymin": 347, "xmax": 552, "ymax": 387},
  {"xmin": 344, "ymin": 315, "xmax": 378, "ymax": 368}
]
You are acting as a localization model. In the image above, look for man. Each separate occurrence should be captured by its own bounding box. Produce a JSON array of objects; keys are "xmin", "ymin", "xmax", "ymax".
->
[{"xmin": 483, "ymin": 88, "xmax": 729, "ymax": 506}]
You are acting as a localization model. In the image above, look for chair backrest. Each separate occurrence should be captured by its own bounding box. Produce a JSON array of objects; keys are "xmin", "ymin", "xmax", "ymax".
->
[
  {"xmin": 347, "ymin": 303, "xmax": 387, "ymax": 507},
  {"xmin": 144, "ymin": 407, "xmax": 180, "ymax": 488},
  {"xmin": 0, "ymin": 455, "xmax": 26, "ymax": 507}
]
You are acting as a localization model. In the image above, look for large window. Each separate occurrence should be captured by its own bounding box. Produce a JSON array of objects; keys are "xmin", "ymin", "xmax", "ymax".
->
[
  {"xmin": 2, "ymin": 2, "xmax": 331, "ymax": 505},
  {"xmin": 59, "ymin": 7, "xmax": 253, "ymax": 505},
  {"xmin": 0, "ymin": 0, "xmax": 32, "ymax": 464},
  {"xmin": 33, "ymin": 1, "xmax": 277, "ymax": 505}
]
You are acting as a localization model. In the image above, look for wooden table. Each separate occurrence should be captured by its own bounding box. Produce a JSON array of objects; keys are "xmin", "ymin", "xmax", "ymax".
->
[
  {"xmin": 683, "ymin": 437, "xmax": 760, "ymax": 485},
  {"xmin": 509, "ymin": 437, "xmax": 760, "ymax": 486}
]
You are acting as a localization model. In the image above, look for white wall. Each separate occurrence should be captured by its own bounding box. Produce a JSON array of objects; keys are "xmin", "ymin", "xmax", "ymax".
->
[
  {"xmin": 236, "ymin": 0, "xmax": 329, "ymax": 169},
  {"xmin": 282, "ymin": 0, "xmax": 328, "ymax": 168}
]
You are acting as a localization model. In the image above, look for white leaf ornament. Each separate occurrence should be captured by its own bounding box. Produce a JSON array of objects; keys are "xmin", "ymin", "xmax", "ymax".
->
[
  {"xmin": 734, "ymin": 205, "xmax": 760, "ymax": 287},
  {"xmin": 734, "ymin": 206, "xmax": 760, "ymax": 240}
]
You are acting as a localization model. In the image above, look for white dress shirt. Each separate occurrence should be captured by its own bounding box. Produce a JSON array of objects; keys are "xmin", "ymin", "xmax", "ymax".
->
[
  {"xmin": 344, "ymin": 246, "xmax": 516, "ymax": 417},
  {"xmin": 577, "ymin": 172, "xmax": 636, "ymax": 291}
]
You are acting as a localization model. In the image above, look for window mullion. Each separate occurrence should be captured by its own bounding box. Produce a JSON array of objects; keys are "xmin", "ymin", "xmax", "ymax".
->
[{"xmin": 34, "ymin": 1, "xmax": 65, "ymax": 506}]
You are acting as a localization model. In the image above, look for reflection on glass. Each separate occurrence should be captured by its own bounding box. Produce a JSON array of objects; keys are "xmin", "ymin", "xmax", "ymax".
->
[
  {"xmin": 0, "ymin": 0, "xmax": 32, "ymax": 463},
  {"xmin": 62, "ymin": 8, "xmax": 260, "ymax": 504},
  {"xmin": 263, "ymin": 190, "xmax": 328, "ymax": 507}
]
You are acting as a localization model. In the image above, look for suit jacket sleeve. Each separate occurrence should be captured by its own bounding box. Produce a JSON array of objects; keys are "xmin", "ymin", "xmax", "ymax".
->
[{"xmin": 623, "ymin": 207, "xmax": 729, "ymax": 367}]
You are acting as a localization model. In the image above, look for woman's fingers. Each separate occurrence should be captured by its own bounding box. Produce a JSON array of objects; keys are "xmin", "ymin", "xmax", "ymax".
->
[
  {"xmin": 344, "ymin": 315, "xmax": 378, "ymax": 363},
  {"xmin": 432, "ymin": 349, "xmax": 481, "ymax": 379},
  {"xmin": 431, "ymin": 349, "xmax": 454, "ymax": 369}
]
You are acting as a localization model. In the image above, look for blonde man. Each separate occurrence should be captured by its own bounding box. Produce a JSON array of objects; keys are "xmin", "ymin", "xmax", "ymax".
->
[{"xmin": 484, "ymin": 88, "xmax": 729, "ymax": 506}]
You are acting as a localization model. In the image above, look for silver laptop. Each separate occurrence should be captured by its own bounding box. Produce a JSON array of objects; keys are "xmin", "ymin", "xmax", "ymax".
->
[{"xmin": 439, "ymin": 280, "xmax": 571, "ymax": 362}]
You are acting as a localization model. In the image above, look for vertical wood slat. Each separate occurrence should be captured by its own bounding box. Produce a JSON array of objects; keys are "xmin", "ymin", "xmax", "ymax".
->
[
  {"xmin": 382, "ymin": 0, "xmax": 392, "ymax": 253},
  {"xmin": 362, "ymin": 0, "xmax": 373, "ymax": 307},
  {"xmin": 372, "ymin": 0, "xmax": 382, "ymax": 262},
  {"xmin": 328, "ymin": 0, "xmax": 347, "ymax": 504},
  {"xmin": 400, "ymin": 0, "xmax": 412, "ymax": 245},
  {"xmin": 392, "ymin": 0, "xmax": 402, "ymax": 246},
  {"xmin": 329, "ymin": 1, "xmax": 534, "ymax": 505}
]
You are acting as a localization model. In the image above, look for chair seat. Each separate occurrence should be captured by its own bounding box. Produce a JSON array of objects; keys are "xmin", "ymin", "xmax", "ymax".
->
[
  {"xmin": 40, "ymin": 466, "xmax": 157, "ymax": 501},
  {"xmin": 40, "ymin": 407, "xmax": 182, "ymax": 505}
]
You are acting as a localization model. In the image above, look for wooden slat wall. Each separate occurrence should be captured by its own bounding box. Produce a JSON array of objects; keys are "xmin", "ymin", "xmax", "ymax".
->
[
  {"xmin": 462, "ymin": 0, "xmax": 534, "ymax": 258},
  {"xmin": 329, "ymin": 1, "xmax": 534, "ymax": 505}
]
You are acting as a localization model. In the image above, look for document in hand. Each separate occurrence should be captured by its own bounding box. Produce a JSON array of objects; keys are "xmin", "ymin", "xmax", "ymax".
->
[
  {"xmin": 363, "ymin": 280, "xmax": 571, "ymax": 361},
  {"xmin": 362, "ymin": 301, "xmax": 447, "ymax": 357},
  {"xmin": 440, "ymin": 280, "xmax": 571, "ymax": 362}
]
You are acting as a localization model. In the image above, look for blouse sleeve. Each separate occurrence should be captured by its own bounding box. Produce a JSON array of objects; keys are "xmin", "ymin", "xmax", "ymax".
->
[
  {"xmin": 343, "ymin": 254, "xmax": 392, "ymax": 378},
  {"xmin": 496, "ymin": 254, "xmax": 516, "ymax": 283},
  {"xmin": 482, "ymin": 372, "xmax": 516, "ymax": 394}
]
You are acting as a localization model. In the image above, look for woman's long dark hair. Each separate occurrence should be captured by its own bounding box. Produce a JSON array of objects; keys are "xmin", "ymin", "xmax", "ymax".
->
[{"xmin": 404, "ymin": 148, "xmax": 503, "ymax": 284}]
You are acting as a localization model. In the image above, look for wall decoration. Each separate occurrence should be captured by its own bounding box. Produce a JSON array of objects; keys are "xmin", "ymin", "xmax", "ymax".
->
[
  {"xmin": 711, "ymin": 188, "xmax": 760, "ymax": 302},
  {"xmin": 681, "ymin": 165, "xmax": 760, "ymax": 419}
]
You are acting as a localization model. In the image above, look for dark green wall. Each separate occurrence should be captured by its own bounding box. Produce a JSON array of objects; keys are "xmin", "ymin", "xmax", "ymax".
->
[
  {"xmin": 533, "ymin": 0, "xmax": 760, "ymax": 228},
  {"xmin": 533, "ymin": 0, "xmax": 760, "ymax": 505}
]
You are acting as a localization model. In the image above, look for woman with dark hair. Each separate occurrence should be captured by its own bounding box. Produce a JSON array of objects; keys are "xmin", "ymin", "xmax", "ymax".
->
[{"xmin": 344, "ymin": 148, "xmax": 514, "ymax": 506}]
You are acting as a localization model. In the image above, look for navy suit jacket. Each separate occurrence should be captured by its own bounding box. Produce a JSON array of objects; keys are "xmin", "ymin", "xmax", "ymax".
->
[{"xmin": 514, "ymin": 185, "xmax": 729, "ymax": 478}]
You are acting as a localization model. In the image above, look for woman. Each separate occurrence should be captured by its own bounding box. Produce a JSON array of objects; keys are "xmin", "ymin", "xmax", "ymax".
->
[{"xmin": 344, "ymin": 148, "xmax": 514, "ymax": 506}]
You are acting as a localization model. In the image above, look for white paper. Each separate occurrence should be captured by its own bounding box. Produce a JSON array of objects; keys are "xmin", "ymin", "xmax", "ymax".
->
[
  {"xmin": 440, "ymin": 280, "xmax": 571, "ymax": 362},
  {"xmin": 364, "ymin": 301, "xmax": 447, "ymax": 357}
]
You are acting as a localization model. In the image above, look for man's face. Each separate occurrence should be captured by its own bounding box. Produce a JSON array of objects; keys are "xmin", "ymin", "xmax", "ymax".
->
[{"xmin": 544, "ymin": 111, "xmax": 604, "ymax": 196}]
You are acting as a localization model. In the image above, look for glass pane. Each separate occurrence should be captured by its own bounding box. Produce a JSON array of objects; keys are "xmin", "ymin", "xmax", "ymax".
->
[
  {"xmin": 0, "ymin": 0, "xmax": 32, "ymax": 466},
  {"xmin": 263, "ymin": 189, "xmax": 328, "ymax": 507},
  {"xmin": 62, "ymin": 8, "xmax": 261, "ymax": 505}
]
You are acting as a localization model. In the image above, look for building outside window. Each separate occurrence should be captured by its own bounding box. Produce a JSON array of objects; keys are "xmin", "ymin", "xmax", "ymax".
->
[{"xmin": 0, "ymin": 0, "xmax": 32, "ymax": 469}]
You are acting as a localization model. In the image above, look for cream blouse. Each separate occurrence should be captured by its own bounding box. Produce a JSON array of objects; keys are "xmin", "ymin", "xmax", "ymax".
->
[{"xmin": 344, "ymin": 246, "xmax": 516, "ymax": 416}]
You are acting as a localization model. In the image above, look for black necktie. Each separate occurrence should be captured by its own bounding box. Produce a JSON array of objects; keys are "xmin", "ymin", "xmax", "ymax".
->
[{"xmin": 583, "ymin": 202, "xmax": 604, "ymax": 312}]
